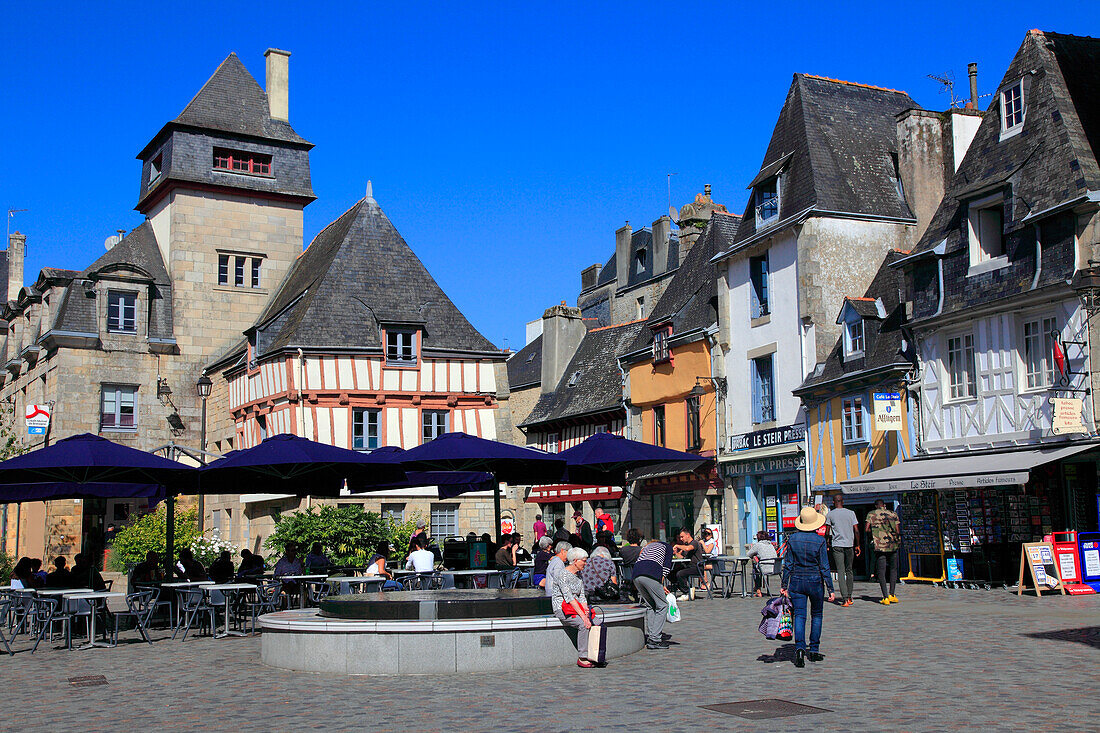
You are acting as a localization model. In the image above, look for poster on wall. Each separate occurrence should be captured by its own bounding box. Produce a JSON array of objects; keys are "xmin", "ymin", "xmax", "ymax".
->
[
  {"xmin": 781, "ymin": 493, "xmax": 799, "ymax": 530},
  {"xmin": 705, "ymin": 524, "xmax": 723, "ymax": 556},
  {"xmin": 765, "ymin": 497, "xmax": 778, "ymax": 535}
]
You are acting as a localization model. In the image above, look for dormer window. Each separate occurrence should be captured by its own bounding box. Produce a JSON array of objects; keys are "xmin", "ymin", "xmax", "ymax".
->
[
  {"xmin": 652, "ymin": 328, "xmax": 671, "ymax": 363},
  {"xmin": 967, "ymin": 193, "xmax": 1006, "ymax": 273},
  {"xmin": 635, "ymin": 248, "xmax": 647, "ymax": 274},
  {"xmin": 149, "ymin": 154, "xmax": 163, "ymax": 185},
  {"xmin": 106, "ymin": 291, "xmax": 137, "ymax": 334},
  {"xmin": 844, "ymin": 318, "xmax": 865, "ymax": 357},
  {"xmin": 213, "ymin": 148, "xmax": 272, "ymax": 176},
  {"xmin": 386, "ymin": 329, "xmax": 417, "ymax": 365},
  {"xmin": 566, "ymin": 370, "xmax": 581, "ymax": 387},
  {"xmin": 999, "ymin": 81, "xmax": 1025, "ymax": 140},
  {"xmin": 755, "ymin": 177, "xmax": 779, "ymax": 227}
]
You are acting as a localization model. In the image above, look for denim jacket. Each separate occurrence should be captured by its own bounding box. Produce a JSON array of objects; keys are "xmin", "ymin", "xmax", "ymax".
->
[{"xmin": 781, "ymin": 530, "xmax": 834, "ymax": 593}]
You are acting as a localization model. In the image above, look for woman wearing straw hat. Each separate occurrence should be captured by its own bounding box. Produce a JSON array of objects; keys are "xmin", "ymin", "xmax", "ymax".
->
[{"xmin": 780, "ymin": 506, "xmax": 835, "ymax": 668}]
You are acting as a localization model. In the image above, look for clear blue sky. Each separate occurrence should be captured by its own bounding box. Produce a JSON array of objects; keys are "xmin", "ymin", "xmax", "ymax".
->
[{"xmin": 1, "ymin": 2, "xmax": 1097, "ymax": 351}]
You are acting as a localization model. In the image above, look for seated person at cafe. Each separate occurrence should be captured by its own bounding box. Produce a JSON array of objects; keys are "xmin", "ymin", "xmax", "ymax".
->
[
  {"xmin": 45, "ymin": 556, "xmax": 74, "ymax": 588},
  {"xmin": 364, "ymin": 541, "xmax": 402, "ymax": 590},
  {"xmin": 304, "ymin": 543, "xmax": 334, "ymax": 574},
  {"xmin": 581, "ymin": 544, "xmax": 618, "ymax": 596},
  {"xmin": 174, "ymin": 548, "xmax": 208, "ymax": 582},
  {"xmin": 405, "ymin": 535, "xmax": 436, "ymax": 572},
  {"xmin": 511, "ymin": 533, "xmax": 532, "ymax": 563},
  {"xmin": 620, "ymin": 528, "xmax": 643, "ymax": 566},
  {"xmin": 273, "ymin": 543, "xmax": 306, "ymax": 577},
  {"xmin": 209, "ymin": 550, "xmax": 235, "ymax": 584},
  {"xmin": 10, "ymin": 557, "xmax": 40, "ymax": 589},
  {"xmin": 671, "ymin": 527, "xmax": 706, "ymax": 599},
  {"xmin": 552, "ymin": 519, "xmax": 571, "ymax": 545},
  {"xmin": 532, "ymin": 536, "xmax": 553, "ymax": 589},
  {"xmin": 131, "ymin": 551, "xmax": 164, "ymax": 584},
  {"xmin": 236, "ymin": 549, "xmax": 266, "ymax": 579},
  {"xmin": 494, "ymin": 534, "xmax": 515, "ymax": 568},
  {"xmin": 747, "ymin": 531, "xmax": 778, "ymax": 597},
  {"xmin": 595, "ymin": 530, "xmax": 620, "ymax": 556},
  {"xmin": 71, "ymin": 552, "xmax": 108, "ymax": 591}
]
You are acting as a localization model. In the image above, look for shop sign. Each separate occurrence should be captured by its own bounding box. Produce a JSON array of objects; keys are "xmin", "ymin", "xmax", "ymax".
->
[
  {"xmin": 764, "ymin": 496, "xmax": 778, "ymax": 534},
  {"xmin": 1051, "ymin": 397, "xmax": 1087, "ymax": 435},
  {"xmin": 727, "ymin": 423, "xmax": 805, "ymax": 453},
  {"xmin": 842, "ymin": 472, "xmax": 1029, "ymax": 494},
  {"xmin": 721, "ymin": 453, "xmax": 806, "ymax": 478},
  {"xmin": 873, "ymin": 392, "xmax": 902, "ymax": 432},
  {"xmin": 25, "ymin": 405, "xmax": 50, "ymax": 436}
]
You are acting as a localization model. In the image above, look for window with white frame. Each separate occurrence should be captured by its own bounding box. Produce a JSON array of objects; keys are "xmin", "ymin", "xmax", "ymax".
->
[
  {"xmin": 352, "ymin": 408, "xmax": 380, "ymax": 450},
  {"xmin": 652, "ymin": 328, "xmax": 670, "ymax": 363},
  {"xmin": 1022, "ymin": 316, "xmax": 1058, "ymax": 389},
  {"xmin": 842, "ymin": 396, "xmax": 867, "ymax": 443},
  {"xmin": 430, "ymin": 504, "xmax": 458, "ymax": 538},
  {"xmin": 947, "ymin": 333, "xmax": 977, "ymax": 399},
  {"xmin": 381, "ymin": 503, "xmax": 405, "ymax": 523},
  {"xmin": 751, "ymin": 355, "xmax": 775, "ymax": 424},
  {"xmin": 844, "ymin": 318, "xmax": 865, "ymax": 357},
  {"xmin": 636, "ymin": 296, "xmax": 645, "ymax": 320},
  {"xmin": 1000, "ymin": 81, "xmax": 1025, "ymax": 137},
  {"xmin": 547, "ymin": 432, "xmax": 560, "ymax": 453},
  {"xmin": 106, "ymin": 291, "xmax": 137, "ymax": 334},
  {"xmin": 422, "ymin": 410, "xmax": 448, "ymax": 443},
  {"xmin": 218, "ymin": 253, "xmax": 263, "ymax": 289},
  {"xmin": 386, "ymin": 330, "xmax": 416, "ymax": 364},
  {"xmin": 755, "ymin": 177, "xmax": 779, "ymax": 227},
  {"xmin": 100, "ymin": 384, "xmax": 137, "ymax": 431},
  {"xmin": 750, "ymin": 254, "xmax": 769, "ymax": 319},
  {"xmin": 968, "ymin": 194, "xmax": 1005, "ymax": 267}
]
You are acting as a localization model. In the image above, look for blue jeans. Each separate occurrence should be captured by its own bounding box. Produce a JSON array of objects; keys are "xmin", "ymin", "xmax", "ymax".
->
[{"xmin": 788, "ymin": 574, "xmax": 824, "ymax": 653}]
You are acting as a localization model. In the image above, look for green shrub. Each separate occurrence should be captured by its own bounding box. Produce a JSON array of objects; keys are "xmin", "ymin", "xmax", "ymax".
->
[
  {"xmin": 0, "ymin": 550, "xmax": 13, "ymax": 582},
  {"xmin": 264, "ymin": 505, "xmax": 420, "ymax": 569},
  {"xmin": 107, "ymin": 504, "xmax": 202, "ymax": 572}
]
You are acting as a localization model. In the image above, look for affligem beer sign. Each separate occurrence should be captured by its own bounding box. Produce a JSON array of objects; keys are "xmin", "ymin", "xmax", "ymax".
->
[
  {"xmin": 873, "ymin": 392, "xmax": 903, "ymax": 432},
  {"xmin": 25, "ymin": 405, "xmax": 51, "ymax": 436}
]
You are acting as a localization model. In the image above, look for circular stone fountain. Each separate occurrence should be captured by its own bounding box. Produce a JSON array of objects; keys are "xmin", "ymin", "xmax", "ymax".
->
[{"xmin": 261, "ymin": 588, "xmax": 646, "ymax": 675}]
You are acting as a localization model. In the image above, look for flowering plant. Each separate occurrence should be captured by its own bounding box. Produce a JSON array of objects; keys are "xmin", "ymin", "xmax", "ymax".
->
[{"xmin": 190, "ymin": 530, "xmax": 239, "ymax": 567}]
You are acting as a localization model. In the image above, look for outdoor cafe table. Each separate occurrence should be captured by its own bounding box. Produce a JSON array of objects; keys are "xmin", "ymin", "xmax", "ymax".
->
[
  {"xmin": 36, "ymin": 587, "xmax": 93, "ymax": 596},
  {"xmin": 275, "ymin": 575, "xmax": 329, "ymax": 609},
  {"xmin": 159, "ymin": 581, "xmax": 214, "ymax": 626},
  {"xmin": 327, "ymin": 576, "xmax": 386, "ymax": 595},
  {"xmin": 64, "ymin": 591, "xmax": 125, "ymax": 649},
  {"xmin": 203, "ymin": 583, "xmax": 256, "ymax": 638},
  {"xmin": 712, "ymin": 556, "xmax": 753, "ymax": 598}
]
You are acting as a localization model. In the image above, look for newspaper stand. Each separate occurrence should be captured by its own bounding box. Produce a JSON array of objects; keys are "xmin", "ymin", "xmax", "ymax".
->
[
  {"xmin": 1045, "ymin": 531, "xmax": 1094, "ymax": 594},
  {"xmin": 1078, "ymin": 531, "xmax": 1100, "ymax": 592}
]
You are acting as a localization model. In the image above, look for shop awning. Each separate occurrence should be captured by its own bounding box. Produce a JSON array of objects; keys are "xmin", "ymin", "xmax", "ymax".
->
[
  {"xmin": 526, "ymin": 484, "xmax": 623, "ymax": 504},
  {"xmin": 839, "ymin": 443, "xmax": 1099, "ymax": 494},
  {"xmin": 239, "ymin": 493, "xmax": 294, "ymax": 505},
  {"xmin": 627, "ymin": 459, "xmax": 709, "ymax": 483}
]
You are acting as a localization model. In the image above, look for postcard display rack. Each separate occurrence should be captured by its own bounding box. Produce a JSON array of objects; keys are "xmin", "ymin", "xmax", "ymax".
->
[{"xmin": 898, "ymin": 492, "xmax": 944, "ymax": 582}]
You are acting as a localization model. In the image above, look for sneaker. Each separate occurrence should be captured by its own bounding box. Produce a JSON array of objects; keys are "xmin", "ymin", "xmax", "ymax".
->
[
  {"xmin": 646, "ymin": 639, "xmax": 670, "ymax": 650},
  {"xmin": 879, "ymin": 598, "xmax": 892, "ymax": 605},
  {"xmin": 677, "ymin": 593, "xmax": 689, "ymax": 601},
  {"xmin": 689, "ymin": 587, "xmax": 696, "ymax": 601},
  {"xmin": 888, "ymin": 595, "xmax": 899, "ymax": 603},
  {"xmin": 842, "ymin": 599, "xmax": 853, "ymax": 607},
  {"xmin": 794, "ymin": 649, "xmax": 805, "ymax": 668},
  {"xmin": 660, "ymin": 632, "xmax": 672, "ymax": 641},
  {"xmin": 807, "ymin": 652, "xmax": 825, "ymax": 662}
]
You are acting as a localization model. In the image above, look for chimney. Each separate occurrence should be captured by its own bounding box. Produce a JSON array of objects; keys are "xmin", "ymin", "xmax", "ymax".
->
[
  {"xmin": 7, "ymin": 232, "xmax": 25, "ymax": 303},
  {"xmin": 968, "ymin": 63, "xmax": 978, "ymax": 109},
  {"xmin": 580, "ymin": 263, "xmax": 602, "ymax": 292},
  {"xmin": 896, "ymin": 109, "xmax": 946, "ymax": 239},
  {"xmin": 614, "ymin": 222, "xmax": 632, "ymax": 292},
  {"xmin": 651, "ymin": 216, "xmax": 671, "ymax": 276},
  {"xmin": 540, "ymin": 302, "xmax": 586, "ymax": 394},
  {"xmin": 265, "ymin": 48, "xmax": 291, "ymax": 122}
]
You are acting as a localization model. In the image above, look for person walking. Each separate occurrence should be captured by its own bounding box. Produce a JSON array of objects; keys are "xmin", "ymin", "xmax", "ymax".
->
[
  {"xmin": 781, "ymin": 506, "xmax": 835, "ymax": 668},
  {"xmin": 825, "ymin": 495, "xmax": 860, "ymax": 606},
  {"xmin": 866, "ymin": 499, "xmax": 902, "ymax": 605}
]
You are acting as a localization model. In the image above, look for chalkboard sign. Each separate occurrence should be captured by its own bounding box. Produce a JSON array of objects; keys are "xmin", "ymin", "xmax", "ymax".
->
[{"xmin": 1017, "ymin": 542, "xmax": 1066, "ymax": 596}]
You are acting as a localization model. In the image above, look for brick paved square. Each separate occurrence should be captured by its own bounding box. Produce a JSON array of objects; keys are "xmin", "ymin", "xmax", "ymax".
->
[{"xmin": 3, "ymin": 583, "xmax": 1097, "ymax": 732}]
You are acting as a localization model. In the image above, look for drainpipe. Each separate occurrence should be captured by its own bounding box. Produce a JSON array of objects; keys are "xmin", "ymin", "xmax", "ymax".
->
[
  {"xmin": 932, "ymin": 240, "xmax": 947, "ymax": 317},
  {"xmin": 1030, "ymin": 223, "xmax": 1042, "ymax": 290}
]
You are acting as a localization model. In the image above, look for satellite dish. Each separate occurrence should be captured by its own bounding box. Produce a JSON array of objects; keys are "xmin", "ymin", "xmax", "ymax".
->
[
  {"xmin": 669, "ymin": 206, "xmax": 679, "ymax": 223},
  {"xmin": 104, "ymin": 235, "xmax": 121, "ymax": 251}
]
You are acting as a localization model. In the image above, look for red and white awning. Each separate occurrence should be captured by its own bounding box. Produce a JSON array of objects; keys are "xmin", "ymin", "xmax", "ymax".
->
[{"xmin": 526, "ymin": 484, "xmax": 623, "ymax": 504}]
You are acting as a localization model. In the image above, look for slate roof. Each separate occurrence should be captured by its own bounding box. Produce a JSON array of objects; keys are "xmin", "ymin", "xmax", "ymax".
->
[
  {"xmin": 626, "ymin": 212, "xmax": 740, "ymax": 355},
  {"xmin": 251, "ymin": 196, "xmax": 502, "ymax": 357},
  {"xmin": 140, "ymin": 53, "xmax": 310, "ymax": 157},
  {"xmin": 51, "ymin": 222, "xmax": 174, "ymax": 340},
  {"xmin": 520, "ymin": 320, "xmax": 645, "ymax": 427},
  {"xmin": 721, "ymin": 75, "xmax": 919, "ymax": 255},
  {"xmin": 908, "ymin": 31, "xmax": 1100, "ymax": 260},
  {"xmin": 795, "ymin": 250, "xmax": 911, "ymax": 394},
  {"xmin": 585, "ymin": 227, "xmax": 680, "ymax": 292},
  {"xmin": 507, "ymin": 334, "xmax": 543, "ymax": 390}
]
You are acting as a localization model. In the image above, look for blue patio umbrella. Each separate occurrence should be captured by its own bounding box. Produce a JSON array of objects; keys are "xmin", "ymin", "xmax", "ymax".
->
[
  {"xmin": 558, "ymin": 432, "xmax": 712, "ymax": 485},
  {"xmin": 349, "ymin": 445, "xmax": 494, "ymax": 498},
  {"xmin": 0, "ymin": 433, "xmax": 197, "ymax": 499},
  {"xmin": 199, "ymin": 433, "xmax": 407, "ymax": 496}
]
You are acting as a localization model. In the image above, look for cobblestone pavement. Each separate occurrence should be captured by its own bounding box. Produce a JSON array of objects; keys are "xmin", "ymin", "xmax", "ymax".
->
[{"xmin": 3, "ymin": 583, "xmax": 1098, "ymax": 732}]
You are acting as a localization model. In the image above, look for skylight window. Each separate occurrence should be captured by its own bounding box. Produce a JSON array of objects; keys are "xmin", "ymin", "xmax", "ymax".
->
[{"xmin": 567, "ymin": 370, "xmax": 581, "ymax": 387}]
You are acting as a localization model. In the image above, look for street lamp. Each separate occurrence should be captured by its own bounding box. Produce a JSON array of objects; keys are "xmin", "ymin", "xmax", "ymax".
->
[
  {"xmin": 1073, "ymin": 264, "xmax": 1100, "ymax": 317},
  {"xmin": 196, "ymin": 373, "xmax": 213, "ymax": 532}
]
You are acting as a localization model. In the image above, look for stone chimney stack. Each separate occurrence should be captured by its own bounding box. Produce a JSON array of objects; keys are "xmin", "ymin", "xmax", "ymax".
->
[
  {"xmin": 7, "ymin": 232, "xmax": 25, "ymax": 303},
  {"xmin": 614, "ymin": 223, "xmax": 633, "ymax": 292},
  {"xmin": 264, "ymin": 48, "xmax": 291, "ymax": 122},
  {"xmin": 676, "ymin": 187, "xmax": 727, "ymax": 265},
  {"xmin": 540, "ymin": 302, "xmax": 586, "ymax": 394},
  {"xmin": 651, "ymin": 216, "xmax": 671, "ymax": 276},
  {"xmin": 968, "ymin": 62, "xmax": 979, "ymax": 108}
]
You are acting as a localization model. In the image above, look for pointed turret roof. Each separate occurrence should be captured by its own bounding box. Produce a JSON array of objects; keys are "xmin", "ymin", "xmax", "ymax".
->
[{"xmin": 251, "ymin": 195, "xmax": 501, "ymax": 356}]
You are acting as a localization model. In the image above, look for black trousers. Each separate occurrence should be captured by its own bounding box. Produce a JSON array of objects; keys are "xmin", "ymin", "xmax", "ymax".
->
[
  {"xmin": 876, "ymin": 551, "xmax": 898, "ymax": 597},
  {"xmin": 672, "ymin": 564, "xmax": 700, "ymax": 593}
]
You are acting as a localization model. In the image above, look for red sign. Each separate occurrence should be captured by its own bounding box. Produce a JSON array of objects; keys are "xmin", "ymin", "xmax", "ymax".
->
[{"xmin": 500, "ymin": 517, "xmax": 515, "ymax": 535}]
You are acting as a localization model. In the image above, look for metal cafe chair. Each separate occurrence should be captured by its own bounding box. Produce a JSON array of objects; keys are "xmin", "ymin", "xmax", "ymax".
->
[
  {"xmin": 306, "ymin": 580, "xmax": 331, "ymax": 606},
  {"xmin": 30, "ymin": 597, "xmax": 73, "ymax": 653},
  {"xmin": 400, "ymin": 573, "xmax": 443, "ymax": 591},
  {"xmin": 709, "ymin": 557, "xmax": 742, "ymax": 599},
  {"xmin": 759, "ymin": 557, "xmax": 783, "ymax": 596},
  {"xmin": 172, "ymin": 587, "xmax": 215, "ymax": 641},
  {"xmin": 245, "ymin": 580, "xmax": 283, "ymax": 634},
  {"xmin": 7, "ymin": 591, "xmax": 35, "ymax": 638},
  {"xmin": 133, "ymin": 585, "xmax": 173, "ymax": 629},
  {"xmin": 111, "ymin": 590, "xmax": 156, "ymax": 646},
  {"xmin": 0, "ymin": 599, "xmax": 13, "ymax": 656}
]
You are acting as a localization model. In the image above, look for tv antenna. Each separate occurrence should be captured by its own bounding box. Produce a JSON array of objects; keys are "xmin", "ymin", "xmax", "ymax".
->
[
  {"xmin": 667, "ymin": 173, "xmax": 678, "ymax": 224},
  {"xmin": 927, "ymin": 71, "xmax": 960, "ymax": 108},
  {"xmin": 6, "ymin": 208, "xmax": 28, "ymax": 242}
]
